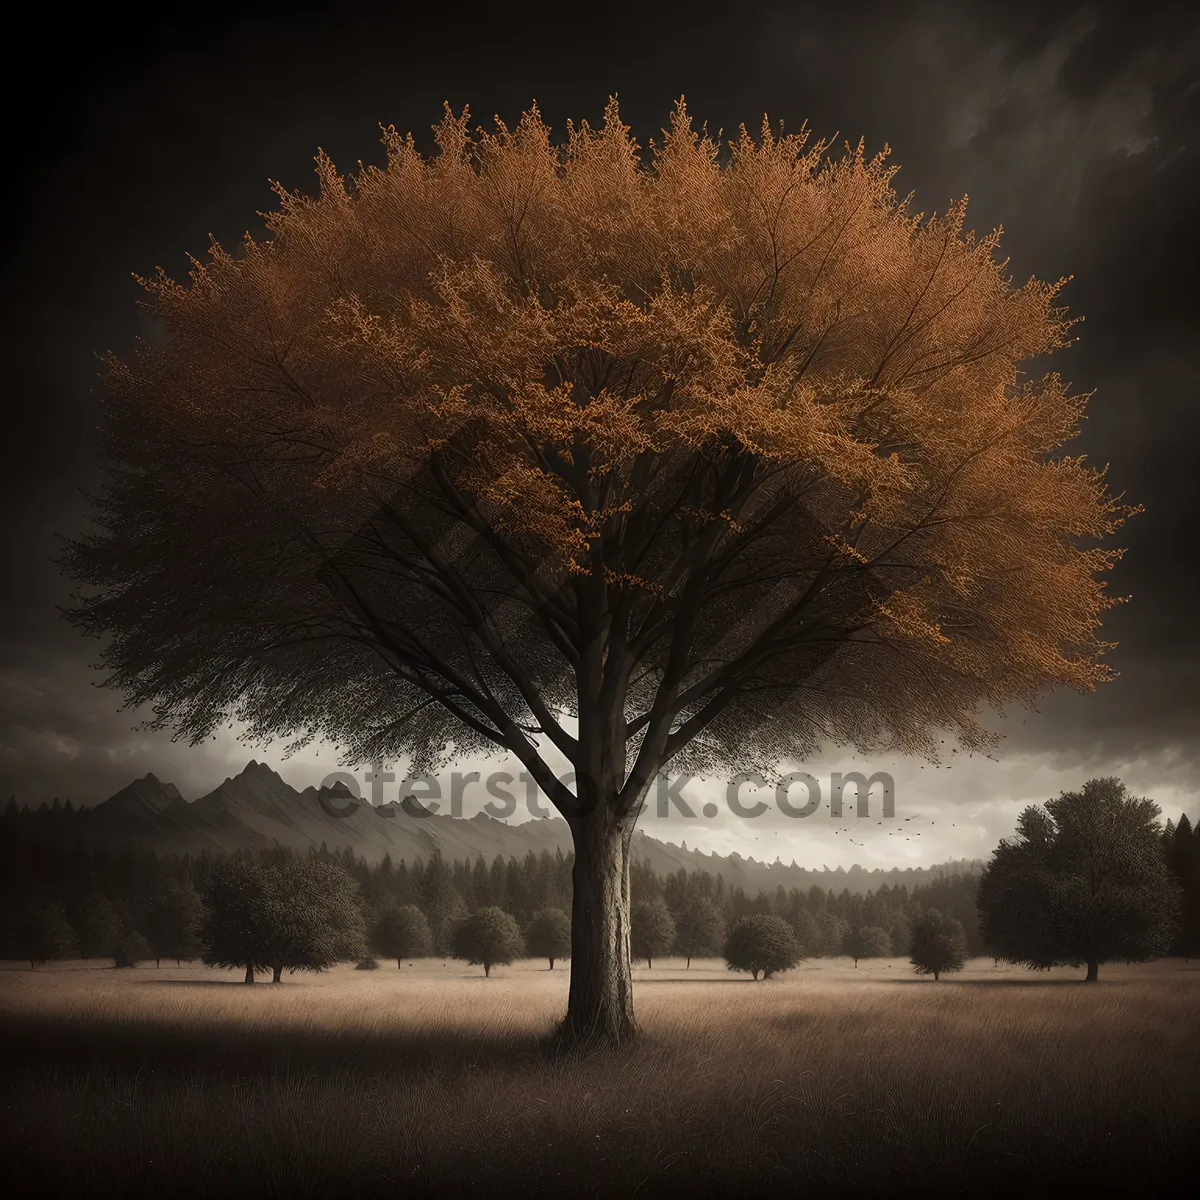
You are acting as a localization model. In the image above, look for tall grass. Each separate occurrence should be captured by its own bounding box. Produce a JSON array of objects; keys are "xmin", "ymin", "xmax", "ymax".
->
[{"xmin": 2, "ymin": 958, "xmax": 1196, "ymax": 1196}]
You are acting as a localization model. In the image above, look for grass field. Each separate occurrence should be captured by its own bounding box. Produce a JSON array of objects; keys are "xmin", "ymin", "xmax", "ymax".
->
[{"xmin": 2, "ymin": 956, "xmax": 1197, "ymax": 1197}]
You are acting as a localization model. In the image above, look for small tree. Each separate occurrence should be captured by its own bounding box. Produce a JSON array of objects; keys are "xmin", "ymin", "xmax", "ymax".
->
[
  {"xmin": 791, "ymin": 909, "xmax": 821, "ymax": 958},
  {"xmin": 910, "ymin": 909, "xmax": 967, "ymax": 981},
  {"xmin": 631, "ymin": 898, "xmax": 676, "ymax": 968},
  {"xmin": 978, "ymin": 778, "xmax": 1180, "ymax": 981},
  {"xmin": 525, "ymin": 907, "xmax": 571, "ymax": 969},
  {"xmin": 201, "ymin": 855, "xmax": 270, "ymax": 983},
  {"xmin": 450, "ymin": 906, "xmax": 524, "ymax": 977},
  {"xmin": 725, "ymin": 914, "xmax": 802, "ymax": 980},
  {"xmin": 15, "ymin": 903, "xmax": 78, "ymax": 969},
  {"xmin": 373, "ymin": 901, "xmax": 433, "ymax": 966},
  {"xmin": 843, "ymin": 924, "xmax": 892, "ymax": 967},
  {"xmin": 112, "ymin": 929, "xmax": 153, "ymax": 968},
  {"xmin": 259, "ymin": 853, "xmax": 368, "ymax": 982},
  {"xmin": 142, "ymin": 879, "xmax": 206, "ymax": 966},
  {"xmin": 74, "ymin": 891, "xmax": 124, "ymax": 962},
  {"xmin": 674, "ymin": 899, "xmax": 724, "ymax": 968}
]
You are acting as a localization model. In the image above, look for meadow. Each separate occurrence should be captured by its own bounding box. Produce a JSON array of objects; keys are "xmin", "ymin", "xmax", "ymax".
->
[{"xmin": 2, "ymin": 957, "xmax": 1197, "ymax": 1197}]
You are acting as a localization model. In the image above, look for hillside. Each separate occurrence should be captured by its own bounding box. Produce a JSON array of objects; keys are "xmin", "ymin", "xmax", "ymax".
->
[{"xmin": 7, "ymin": 761, "xmax": 983, "ymax": 894}]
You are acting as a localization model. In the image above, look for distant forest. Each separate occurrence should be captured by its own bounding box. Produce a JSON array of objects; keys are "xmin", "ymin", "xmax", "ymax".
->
[{"xmin": 3, "ymin": 806, "xmax": 1197, "ymax": 967}]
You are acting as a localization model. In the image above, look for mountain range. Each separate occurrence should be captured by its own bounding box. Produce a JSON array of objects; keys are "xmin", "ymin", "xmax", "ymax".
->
[{"xmin": 6, "ymin": 761, "xmax": 982, "ymax": 894}]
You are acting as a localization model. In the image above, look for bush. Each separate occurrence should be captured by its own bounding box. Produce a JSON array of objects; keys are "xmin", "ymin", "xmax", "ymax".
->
[
  {"xmin": 355, "ymin": 957, "xmax": 380, "ymax": 970},
  {"xmin": 724, "ymin": 914, "xmax": 802, "ymax": 979}
]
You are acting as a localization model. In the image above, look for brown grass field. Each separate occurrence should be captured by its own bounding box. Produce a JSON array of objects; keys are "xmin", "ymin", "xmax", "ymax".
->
[{"xmin": 2, "ymin": 956, "xmax": 1198, "ymax": 1197}]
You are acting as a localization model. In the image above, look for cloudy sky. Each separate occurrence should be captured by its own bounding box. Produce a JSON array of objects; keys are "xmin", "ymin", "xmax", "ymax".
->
[{"xmin": 2, "ymin": 1, "xmax": 1198, "ymax": 867}]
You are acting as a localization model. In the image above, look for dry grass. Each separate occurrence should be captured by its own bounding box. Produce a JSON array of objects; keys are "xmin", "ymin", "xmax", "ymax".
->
[{"xmin": 2, "ymin": 957, "xmax": 1197, "ymax": 1197}]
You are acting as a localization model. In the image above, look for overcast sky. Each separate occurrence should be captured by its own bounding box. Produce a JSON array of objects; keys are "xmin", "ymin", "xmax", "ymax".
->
[{"xmin": 2, "ymin": 1, "xmax": 1198, "ymax": 866}]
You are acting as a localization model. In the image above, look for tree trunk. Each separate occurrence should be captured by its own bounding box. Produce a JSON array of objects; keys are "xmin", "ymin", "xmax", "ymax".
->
[
  {"xmin": 548, "ymin": 958, "xmax": 554, "ymax": 970},
  {"xmin": 484, "ymin": 963, "xmax": 491, "ymax": 978},
  {"xmin": 647, "ymin": 957, "xmax": 652, "ymax": 970},
  {"xmin": 934, "ymin": 970, "xmax": 940, "ymax": 981},
  {"xmin": 272, "ymin": 963, "xmax": 283, "ymax": 983},
  {"xmin": 564, "ymin": 811, "xmax": 636, "ymax": 1043},
  {"xmin": 156, "ymin": 958, "xmax": 161, "ymax": 968},
  {"xmin": 686, "ymin": 956, "xmax": 691, "ymax": 969},
  {"xmin": 244, "ymin": 964, "xmax": 255, "ymax": 984},
  {"xmin": 1085, "ymin": 958, "xmax": 1099, "ymax": 982}
]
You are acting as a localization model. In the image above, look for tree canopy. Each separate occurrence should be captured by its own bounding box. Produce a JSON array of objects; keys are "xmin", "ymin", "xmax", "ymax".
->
[
  {"xmin": 66, "ymin": 98, "xmax": 1130, "ymax": 1040},
  {"xmin": 977, "ymin": 777, "xmax": 1179, "ymax": 980}
]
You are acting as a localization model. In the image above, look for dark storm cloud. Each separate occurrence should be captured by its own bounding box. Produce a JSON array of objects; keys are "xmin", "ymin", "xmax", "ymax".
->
[{"xmin": 2, "ymin": 1, "xmax": 1198, "ymax": 821}]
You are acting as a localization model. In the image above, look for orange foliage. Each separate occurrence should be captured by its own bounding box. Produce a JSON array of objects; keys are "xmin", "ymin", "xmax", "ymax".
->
[{"xmin": 79, "ymin": 98, "xmax": 1133, "ymax": 804}]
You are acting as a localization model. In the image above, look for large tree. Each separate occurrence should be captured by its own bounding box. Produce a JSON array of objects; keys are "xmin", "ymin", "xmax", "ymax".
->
[
  {"xmin": 977, "ymin": 777, "xmax": 1179, "ymax": 981},
  {"xmin": 66, "ymin": 99, "xmax": 1129, "ymax": 1042}
]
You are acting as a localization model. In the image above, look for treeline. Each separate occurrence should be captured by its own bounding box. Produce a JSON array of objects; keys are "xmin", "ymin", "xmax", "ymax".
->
[
  {"xmin": 6, "ymin": 800, "xmax": 1196, "ymax": 973},
  {"xmin": 0, "ymin": 829, "xmax": 982, "ymax": 969}
]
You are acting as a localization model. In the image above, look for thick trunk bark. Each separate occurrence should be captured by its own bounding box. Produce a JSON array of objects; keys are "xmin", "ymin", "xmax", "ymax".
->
[
  {"xmin": 1085, "ymin": 958, "xmax": 1099, "ymax": 982},
  {"xmin": 564, "ymin": 812, "xmax": 637, "ymax": 1043},
  {"xmin": 244, "ymin": 964, "xmax": 255, "ymax": 984},
  {"xmin": 272, "ymin": 963, "xmax": 283, "ymax": 983},
  {"xmin": 484, "ymin": 963, "xmax": 491, "ymax": 977}
]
